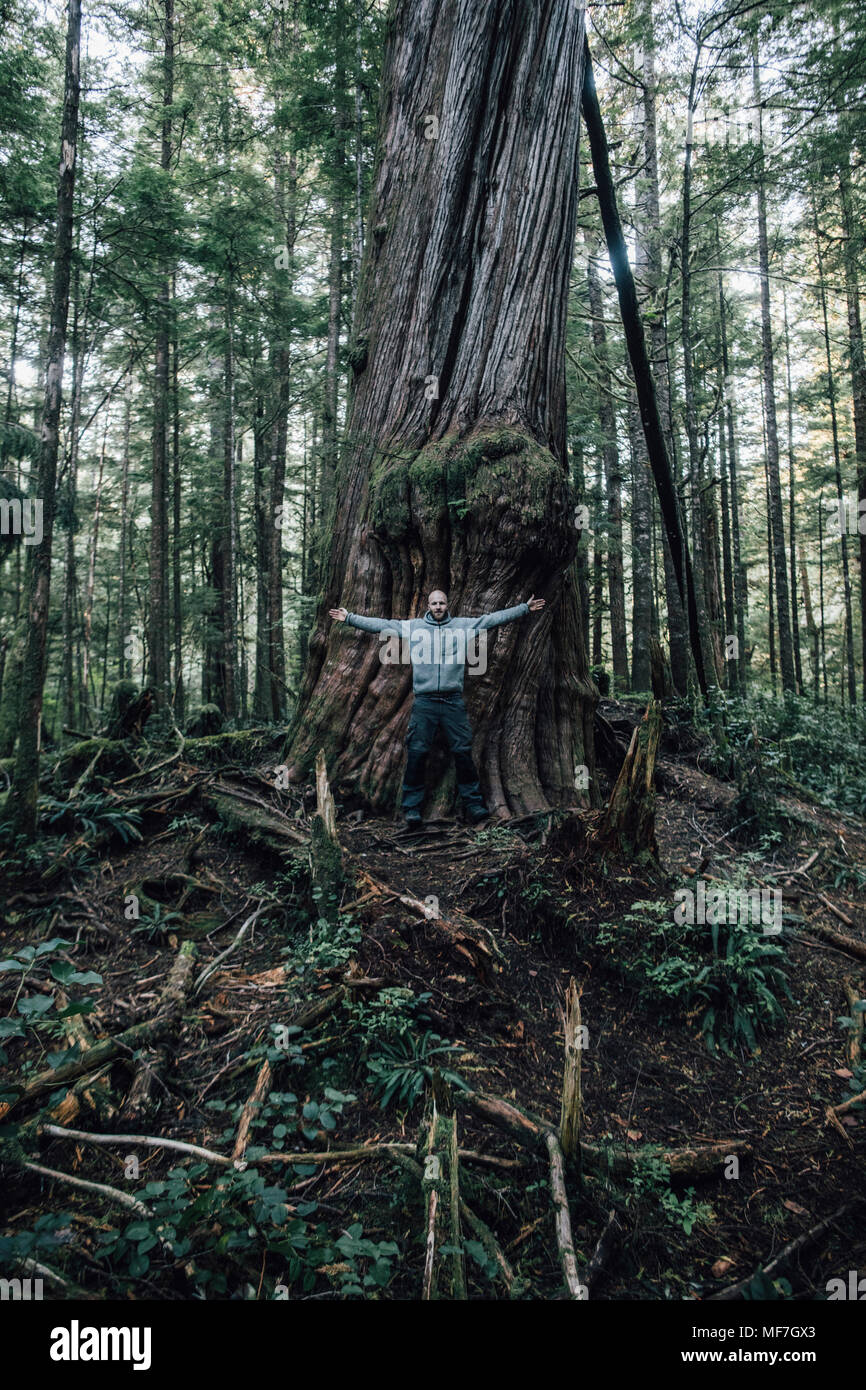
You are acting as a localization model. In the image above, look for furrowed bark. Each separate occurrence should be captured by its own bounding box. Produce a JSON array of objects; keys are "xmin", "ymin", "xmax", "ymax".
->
[{"xmin": 285, "ymin": 0, "xmax": 594, "ymax": 817}]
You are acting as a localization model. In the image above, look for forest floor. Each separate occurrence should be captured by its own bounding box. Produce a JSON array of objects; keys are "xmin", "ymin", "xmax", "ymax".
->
[{"xmin": 1, "ymin": 701, "xmax": 865, "ymax": 1301}]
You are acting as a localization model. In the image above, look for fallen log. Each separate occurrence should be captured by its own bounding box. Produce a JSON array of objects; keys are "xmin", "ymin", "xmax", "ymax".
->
[
  {"xmin": 17, "ymin": 1158, "xmax": 150, "ymax": 1216},
  {"xmin": 202, "ymin": 782, "xmax": 308, "ymax": 854},
  {"xmin": 812, "ymin": 891, "xmax": 856, "ymax": 930},
  {"xmin": 461, "ymin": 1089, "xmax": 751, "ymax": 1181},
  {"xmin": 459, "ymin": 1091, "xmax": 584, "ymax": 1298},
  {"xmin": 387, "ymin": 1149, "xmax": 516, "ymax": 1293},
  {"xmin": 544, "ymin": 1130, "xmax": 585, "ymax": 1299},
  {"xmin": 1, "ymin": 1015, "xmax": 177, "ymax": 1119},
  {"xmin": 182, "ymin": 727, "xmax": 284, "ymax": 766},
  {"xmin": 435, "ymin": 1071, "xmax": 466, "ymax": 1299},
  {"xmin": 707, "ymin": 1200, "xmax": 863, "ymax": 1301},
  {"xmin": 799, "ymin": 917, "xmax": 866, "ymax": 962},
  {"xmin": 233, "ymin": 1060, "xmax": 271, "ymax": 1163},
  {"xmin": 421, "ymin": 1090, "xmax": 445, "ymax": 1299},
  {"xmin": 123, "ymin": 940, "xmax": 198, "ymax": 1119},
  {"xmin": 39, "ymin": 1125, "xmax": 512, "ymax": 1173},
  {"xmin": 47, "ymin": 738, "xmax": 139, "ymax": 787},
  {"xmin": 290, "ymin": 987, "xmax": 346, "ymax": 1030}
]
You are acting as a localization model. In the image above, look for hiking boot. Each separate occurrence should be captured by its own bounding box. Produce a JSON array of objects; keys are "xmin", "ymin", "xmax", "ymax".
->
[
  {"xmin": 402, "ymin": 809, "xmax": 423, "ymax": 827},
  {"xmin": 468, "ymin": 807, "xmax": 491, "ymax": 825}
]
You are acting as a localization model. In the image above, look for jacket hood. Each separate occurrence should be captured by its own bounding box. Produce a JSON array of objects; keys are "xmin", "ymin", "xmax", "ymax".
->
[{"xmin": 424, "ymin": 609, "xmax": 452, "ymax": 625}]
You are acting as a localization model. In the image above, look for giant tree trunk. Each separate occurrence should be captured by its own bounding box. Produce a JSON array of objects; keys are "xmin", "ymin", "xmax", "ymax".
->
[{"xmin": 284, "ymin": 0, "xmax": 594, "ymax": 817}]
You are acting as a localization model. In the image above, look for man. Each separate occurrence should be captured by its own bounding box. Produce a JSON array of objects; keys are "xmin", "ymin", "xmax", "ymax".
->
[{"xmin": 329, "ymin": 589, "xmax": 545, "ymax": 825}]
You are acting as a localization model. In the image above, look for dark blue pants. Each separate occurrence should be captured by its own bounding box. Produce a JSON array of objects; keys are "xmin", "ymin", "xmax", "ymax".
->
[{"xmin": 401, "ymin": 692, "xmax": 487, "ymax": 816}]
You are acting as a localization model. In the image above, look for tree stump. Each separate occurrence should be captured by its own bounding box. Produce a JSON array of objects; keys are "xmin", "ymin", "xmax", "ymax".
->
[
  {"xmin": 596, "ymin": 699, "xmax": 662, "ymax": 862},
  {"xmin": 309, "ymin": 749, "xmax": 345, "ymax": 923}
]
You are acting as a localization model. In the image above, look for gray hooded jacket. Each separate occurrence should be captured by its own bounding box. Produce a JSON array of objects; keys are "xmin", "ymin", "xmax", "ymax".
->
[{"xmin": 345, "ymin": 604, "xmax": 529, "ymax": 694}]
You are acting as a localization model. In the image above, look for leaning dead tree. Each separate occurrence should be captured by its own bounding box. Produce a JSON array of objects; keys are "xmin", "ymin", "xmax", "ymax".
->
[
  {"xmin": 285, "ymin": 0, "xmax": 595, "ymax": 817},
  {"xmin": 581, "ymin": 39, "xmax": 706, "ymax": 696}
]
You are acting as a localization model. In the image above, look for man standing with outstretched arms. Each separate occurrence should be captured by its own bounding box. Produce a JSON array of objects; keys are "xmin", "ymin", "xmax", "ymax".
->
[{"xmin": 329, "ymin": 589, "xmax": 545, "ymax": 825}]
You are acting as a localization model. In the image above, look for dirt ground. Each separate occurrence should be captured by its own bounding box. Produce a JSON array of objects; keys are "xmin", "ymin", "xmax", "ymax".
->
[{"xmin": 1, "ymin": 704, "xmax": 864, "ymax": 1300}]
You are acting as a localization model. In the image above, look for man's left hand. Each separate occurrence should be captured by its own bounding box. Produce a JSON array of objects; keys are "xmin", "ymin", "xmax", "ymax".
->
[{"xmin": 526, "ymin": 595, "xmax": 546, "ymax": 612}]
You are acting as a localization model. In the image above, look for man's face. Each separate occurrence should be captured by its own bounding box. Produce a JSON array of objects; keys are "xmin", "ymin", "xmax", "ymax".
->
[{"xmin": 428, "ymin": 590, "xmax": 449, "ymax": 620}]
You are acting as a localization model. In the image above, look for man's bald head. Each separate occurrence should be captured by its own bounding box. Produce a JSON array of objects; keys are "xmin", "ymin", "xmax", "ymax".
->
[{"xmin": 427, "ymin": 590, "xmax": 449, "ymax": 619}]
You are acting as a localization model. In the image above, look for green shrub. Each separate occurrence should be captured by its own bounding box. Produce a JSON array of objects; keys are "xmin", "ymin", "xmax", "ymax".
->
[
  {"xmin": 629, "ymin": 1154, "xmax": 714, "ymax": 1235},
  {"xmin": 0, "ymin": 937, "xmax": 102, "ymax": 1077},
  {"xmin": 366, "ymin": 1032, "xmax": 467, "ymax": 1110},
  {"xmin": 596, "ymin": 892, "xmax": 791, "ymax": 1055}
]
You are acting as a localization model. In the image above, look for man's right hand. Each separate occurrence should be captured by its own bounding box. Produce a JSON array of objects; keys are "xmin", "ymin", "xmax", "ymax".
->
[{"xmin": 329, "ymin": 607, "xmax": 348, "ymax": 622}]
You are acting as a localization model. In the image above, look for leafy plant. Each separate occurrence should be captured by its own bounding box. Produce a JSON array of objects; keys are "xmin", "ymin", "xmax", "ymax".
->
[
  {"xmin": 366, "ymin": 1032, "xmax": 467, "ymax": 1110},
  {"xmin": 343, "ymin": 987, "xmax": 430, "ymax": 1049},
  {"xmin": 0, "ymin": 937, "xmax": 102, "ymax": 1066},
  {"xmin": 130, "ymin": 900, "xmax": 185, "ymax": 940},
  {"xmin": 714, "ymin": 693, "xmax": 866, "ymax": 817},
  {"xmin": 596, "ymin": 892, "xmax": 791, "ymax": 1055},
  {"xmin": 332, "ymin": 1223, "xmax": 400, "ymax": 1296},
  {"xmin": 282, "ymin": 913, "xmax": 362, "ymax": 977},
  {"xmin": 0, "ymin": 1163, "xmax": 399, "ymax": 1299},
  {"xmin": 40, "ymin": 793, "xmax": 143, "ymax": 845},
  {"xmin": 629, "ymin": 1155, "xmax": 713, "ymax": 1236}
]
